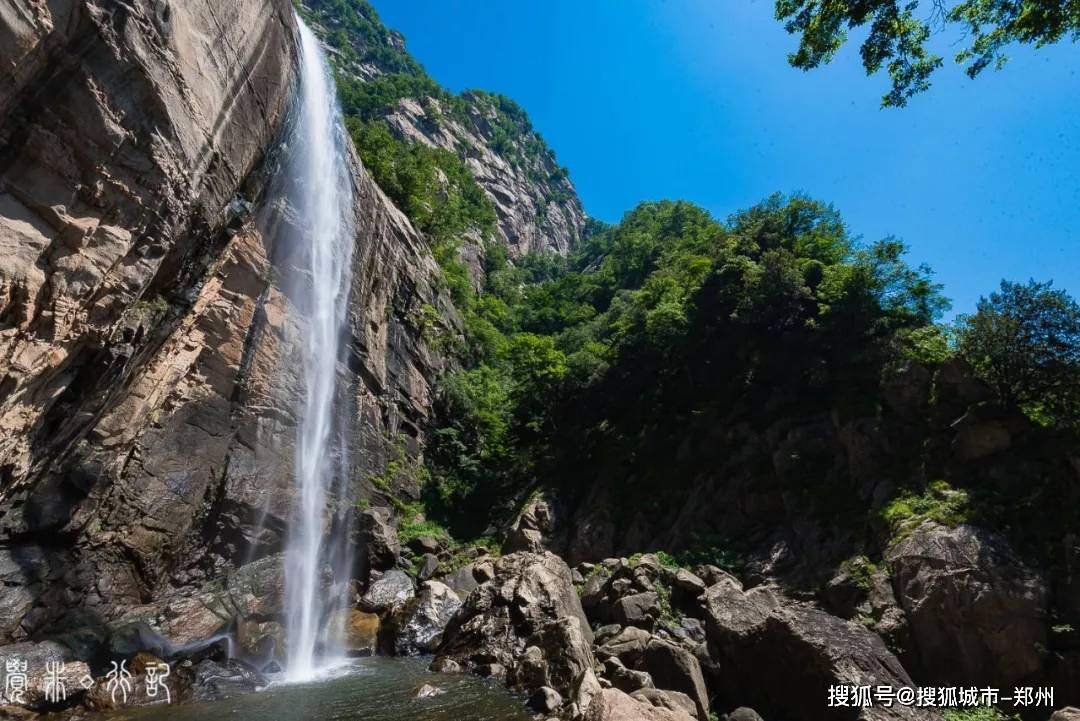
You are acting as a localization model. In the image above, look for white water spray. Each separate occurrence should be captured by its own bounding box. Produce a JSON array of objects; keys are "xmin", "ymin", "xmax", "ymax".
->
[{"xmin": 282, "ymin": 17, "xmax": 356, "ymax": 683}]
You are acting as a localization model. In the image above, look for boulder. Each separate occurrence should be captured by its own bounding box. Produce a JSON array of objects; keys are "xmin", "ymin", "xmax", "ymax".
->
[
  {"xmin": 0, "ymin": 641, "xmax": 91, "ymax": 709},
  {"xmin": 725, "ymin": 708, "xmax": 765, "ymax": 721},
  {"xmin": 613, "ymin": 592, "xmax": 659, "ymax": 628},
  {"xmin": 442, "ymin": 563, "xmax": 481, "ymax": 597},
  {"xmin": 236, "ymin": 619, "xmax": 284, "ymax": 666},
  {"xmin": 632, "ymin": 688, "xmax": 699, "ymax": 719},
  {"xmin": 437, "ymin": 551, "xmax": 598, "ymax": 713},
  {"xmin": 186, "ymin": 659, "xmax": 265, "ymax": 703},
  {"xmin": 643, "ymin": 638, "xmax": 710, "ymax": 720},
  {"xmin": 596, "ymin": 626, "xmax": 651, "ymax": 668},
  {"xmin": 225, "ymin": 554, "xmax": 286, "ymax": 618},
  {"xmin": 408, "ymin": 536, "xmax": 442, "ymax": 555},
  {"xmin": 528, "ymin": 686, "xmax": 564, "ymax": 713},
  {"xmin": 394, "ymin": 581, "xmax": 462, "ymax": 654},
  {"xmin": 339, "ymin": 609, "xmax": 380, "ymax": 656},
  {"xmin": 359, "ymin": 507, "xmax": 401, "ymax": 573},
  {"xmin": 430, "ymin": 656, "xmax": 462, "ymax": 673},
  {"xmin": 585, "ymin": 688, "xmax": 696, "ymax": 721},
  {"xmin": 1051, "ymin": 709, "xmax": 1080, "ymax": 721},
  {"xmin": 416, "ymin": 554, "xmax": 439, "ymax": 581},
  {"xmin": 360, "ymin": 570, "xmax": 415, "ymax": 613},
  {"xmin": 702, "ymin": 576, "xmax": 933, "ymax": 721},
  {"xmin": 473, "ymin": 559, "xmax": 495, "ymax": 583},
  {"xmin": 672, "ymin": 569, "xmax": 707, "ymax": 597},
  {"xmin": 602, "ymin": 657, "xmax": 654, "ymax": 693},
  {"xmin": 504, "ymin": 495, "xmax": 555, "ymax": 553},
  {"xmin": 416, "ymin": 683, "xmax": 444, "ymax": 698},
  {"xmin": 886, "ymin": 521, "xmax": 1048, "ymax": 688}
]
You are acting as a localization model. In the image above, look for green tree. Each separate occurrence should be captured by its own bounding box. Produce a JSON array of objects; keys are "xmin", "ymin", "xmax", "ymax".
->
[
  {"xmin": 957, "ymin": 279, "xmax": 1080, "ymax": 429},
  {"xmin": 775, "ymin": 0, "xmax": 1080, "ymax": 106}
]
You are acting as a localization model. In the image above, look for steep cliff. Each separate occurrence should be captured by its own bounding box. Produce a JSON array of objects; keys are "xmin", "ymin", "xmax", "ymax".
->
[
  {"xmin": 300, "ymin": 0, "xmax": 587, "ymax": 258},
  {"xmin": 0, "ymin": 0, "xmax": 453, "ymax": 644}
]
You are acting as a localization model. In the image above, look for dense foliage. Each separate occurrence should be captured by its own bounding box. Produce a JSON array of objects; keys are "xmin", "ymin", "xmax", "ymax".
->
[
  {"xmin": 957, "ymin": 279, "xmax": 1080, "ymax": 430},
  {"xmin": 305, "ymin": 0, "xmax": 1079, "ymax": 541},
  {"xmin": 424, "ymin": 196, "xmax": 951, "ymax": 533},
  {"xmin": 775, "ymin": 0, "xmax": 1080, "ymax": 106},
  {"xmin": 346, "ymin": 118, "xmax": 496, "ymax": 246}
]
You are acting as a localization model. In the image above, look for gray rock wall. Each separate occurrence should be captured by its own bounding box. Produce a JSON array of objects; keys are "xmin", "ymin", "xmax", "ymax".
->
[{"xmin": 0, "ymin": 0, "xmax": 452, "ymax": 642}]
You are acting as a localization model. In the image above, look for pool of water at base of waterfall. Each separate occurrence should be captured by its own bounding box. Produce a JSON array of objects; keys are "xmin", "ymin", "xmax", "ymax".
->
[{"xmin": 85, "ymin": 657, "xmax": 532, "ymax": 721}]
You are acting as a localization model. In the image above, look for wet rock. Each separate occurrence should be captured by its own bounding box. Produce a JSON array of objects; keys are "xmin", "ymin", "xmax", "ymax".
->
[
  {"xmin": 477, "ymin": 663, "xmax": 506, "ymax": 679},
  {"xmin": 236, "ymin": 619, "xmax": 284, "ymax": 666},
  {"xmin": 886, "ymin": 521, "xmax": 1048, "ymax": 688},
  {"xmin": 585, "ymin": 688, "xmax": 696, "ymax": 721},
  {"xmin": 0, "ymin": 641, "xmax": 91, "ymax": 709},
  {"xmin": 394, "ymin": 581, "xmax": 462, "ymax": 654},
  {"xmin": 107, "ymin": 622, "xmax": 173, "ymax": 659},
  {"xmin": 430, "ymin": 657, "xmax": 462, "ymax": 673},
  {"xmin": 416, "ymin": 683, "xmax": 444, "ymax": 698},
  {"xmin": 187, "ymin": 659, "xmax": 265, "ymax": 702},
  {"xmin": 339, "ymin": 609, "xmax": 380, "ymax": 657},
  {"xmin": 361, "ymin": 570, "xmax": 415, "ymax": 613},
  {"xmin": 528, "ymin": 686, "xmax": 564, "ymax": 713},
  {"xmin": 225, "ymin": 554, "xmax": 286, "ymax": 618}
]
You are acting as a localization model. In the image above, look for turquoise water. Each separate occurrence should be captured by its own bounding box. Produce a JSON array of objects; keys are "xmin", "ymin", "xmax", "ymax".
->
[{"xmin": 109, "ymin": 658, "xmax": 531, "ymax": 721}]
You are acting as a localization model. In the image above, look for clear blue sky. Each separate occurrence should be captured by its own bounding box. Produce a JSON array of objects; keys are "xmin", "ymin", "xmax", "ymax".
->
[{"xmin": 371, "ymin": 0, "xmax": 1080, "ymax": 316}]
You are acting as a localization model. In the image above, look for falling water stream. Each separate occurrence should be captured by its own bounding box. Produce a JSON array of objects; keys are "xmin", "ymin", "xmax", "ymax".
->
[{"xmin": 281, "ymin": 17, "xmax": 356, "ymax": 682}]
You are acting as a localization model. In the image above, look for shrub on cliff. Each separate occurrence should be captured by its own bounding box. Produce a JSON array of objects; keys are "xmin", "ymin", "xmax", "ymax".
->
[{"xmin": 957, "ymin": 279, "xmax": 1080, "ymax": 431}]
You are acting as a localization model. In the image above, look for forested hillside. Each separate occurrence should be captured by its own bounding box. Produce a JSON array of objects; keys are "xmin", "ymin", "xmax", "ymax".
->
[{"xmin": 299, "ymin": 2, "xmax": 1080, "ymax": 712}]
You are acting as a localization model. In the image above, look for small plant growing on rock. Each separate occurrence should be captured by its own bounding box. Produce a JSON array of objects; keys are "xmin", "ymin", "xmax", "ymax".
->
[
  {"xmin": 878, "ymin": 480, "xmax": 971, "ymax": 545},
  {"xmin": 942, "ymin": 706, "xmax": 1018, "ymax": 721}
]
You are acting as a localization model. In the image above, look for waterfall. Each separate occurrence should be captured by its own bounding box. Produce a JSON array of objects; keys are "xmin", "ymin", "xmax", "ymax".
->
[{"xmin": 279, "ymin": 16, "xmax": 356, "ymax": 683}]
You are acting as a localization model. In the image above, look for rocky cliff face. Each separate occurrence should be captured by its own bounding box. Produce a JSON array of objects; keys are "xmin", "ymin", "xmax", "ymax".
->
[
  {"xmin": 300, "ymin": 0, "xmax": 587, "ymax": 258},
  {"xmin": 383, "ymin": 91, "xmax": 586, "ymax": 257},
  {"xmin": 0, "ymin": 0, "xmax": 452, "ymax": 643}
]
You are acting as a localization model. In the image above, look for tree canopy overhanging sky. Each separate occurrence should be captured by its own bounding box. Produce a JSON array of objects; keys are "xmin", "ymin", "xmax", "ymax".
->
[{"xmin": 776, "ymin": 0, "xmax": 1080, "ymax": 107}]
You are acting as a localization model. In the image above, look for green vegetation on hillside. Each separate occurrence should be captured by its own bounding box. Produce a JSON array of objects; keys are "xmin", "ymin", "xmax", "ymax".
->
[
  {"xmin": 304, "ymin": 0, "xmax": 1080, "ymax": 546},
  {"xmin": 957, "ymin": 279, "xmax": 1080, "ymax": 431},
  {"xmin": 423, "ymin": 196, "xmax": 951, "ymax": 533}
]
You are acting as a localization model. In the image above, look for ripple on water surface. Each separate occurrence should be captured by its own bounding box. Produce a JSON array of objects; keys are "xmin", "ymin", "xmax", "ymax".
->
[{"xmin": 111, "ymin": 657, "xmax": 531, "ymax": 721}]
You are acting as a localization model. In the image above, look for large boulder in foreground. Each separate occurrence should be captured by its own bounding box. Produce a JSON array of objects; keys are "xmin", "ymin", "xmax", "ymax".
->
[
  {"xmin": 394, "ymin": 581, "xmax": 462, "ymax": 654},
  {"xmin": 703, "ymin": 576, "xmax": 936, "ymax": 721},
  {"xmin": 436, "ymin": 551, "xmax": 600, "ymax": 716},
  {"xmin": 886, "ymin": 521, "xmax": 1047, "ymax": 688},
  {"xmin": 585, "ymin": 688, "xmax": 696, "ymax": 721},
  {"xmin": 0, "ymin": 641, "xmax": 91, "ymax": 709}
]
